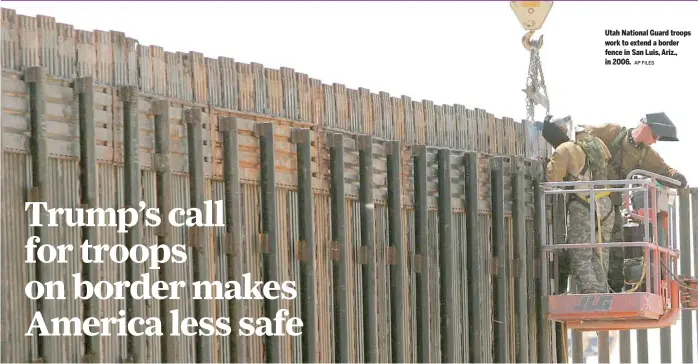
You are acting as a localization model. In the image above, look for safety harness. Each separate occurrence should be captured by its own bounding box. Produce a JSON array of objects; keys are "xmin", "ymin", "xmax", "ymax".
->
[{"xmin": 565, "ymin": 133, "xmax": 614, "ymax": 241}]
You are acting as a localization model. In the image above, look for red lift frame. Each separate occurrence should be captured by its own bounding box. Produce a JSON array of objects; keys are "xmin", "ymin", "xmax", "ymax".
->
[{"xmin": 540, "ymin": 169, "xmax": 682, "ymax": 331}]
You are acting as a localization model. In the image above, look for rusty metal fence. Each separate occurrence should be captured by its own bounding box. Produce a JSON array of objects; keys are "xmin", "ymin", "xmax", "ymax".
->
[{"xmin": 2, "ymin": 7, "xmax": 696, "ymax": 364}]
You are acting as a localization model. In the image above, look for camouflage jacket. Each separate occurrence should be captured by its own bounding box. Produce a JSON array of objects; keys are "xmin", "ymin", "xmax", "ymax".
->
[
  {"xmin": 581, "ymin": 123, "xmax": 680, "ymax": 180},
  {"xmin": 546, "ymin": 132, "xmax": 611, "ymax": 184}
]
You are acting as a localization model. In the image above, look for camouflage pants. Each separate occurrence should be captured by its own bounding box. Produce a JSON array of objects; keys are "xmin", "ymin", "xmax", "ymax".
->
[
  {"xmin": 607, "ymin": 205, "xmax": 626, "ymax": 292},
  {"xmin": 566, "ymin": 196, "xmax": 615, "ymax": 293}
]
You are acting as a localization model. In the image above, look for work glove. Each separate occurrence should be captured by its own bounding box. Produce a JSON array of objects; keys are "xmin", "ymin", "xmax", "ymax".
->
[{"xmin": 673, "ymin": 172, "xmax": 687, "ymax": 188}]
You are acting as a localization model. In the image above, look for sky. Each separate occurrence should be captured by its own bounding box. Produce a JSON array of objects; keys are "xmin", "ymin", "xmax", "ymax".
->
[{"xmin": 3, "ymin": 1, "xmax": 698, "ymax": 363}]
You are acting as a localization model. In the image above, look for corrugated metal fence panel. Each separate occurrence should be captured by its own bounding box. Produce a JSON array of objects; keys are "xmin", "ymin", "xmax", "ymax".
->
[
  {"xmin": 374, "ymin": 204, "xmax": 393, "ymax": 362},
  {"xmin": 170, "ymin": 174, "xmax": 197, "ymax": 363},
  {"xmin": 137, "ymin": 98, "xmax": 155, "ymax": 171},
  {"xmin": 285, "ymin": 190, "xmax": 303, "ymax": 363},
  {"xmin": 97, "ymin": 163, "xmax": 128, "ymax": 362},
  {"xmin": 404, "ymin": 208, "xmax": 418, "ymax": 362},
  {"xmin": 1, "ymin": 153, "xmax": 34, "ymax": 363},
  {"xmin": 45, "ymin": 77, "xmax": 79, "ymax": 158},
  {"xmin": 348, "ymin": 199, "xmax": 366, "ymax": 361},
  {"xmin": 372, "ymin": 142, "xmax": 389, "ymax": 203},
  {"xmin": 427, "ymin": 209, "xmax": 441, "ymax": 359},
  {"xmin": 167, "ymin": 104, "xmax": 189, "ymax": 175},
  {"xmin": 210, "ymin": 179, "xmax": 232, "ymax": 363},
  {"xmin": 343, "ymin": 138, "xmax": 360, "ymax": 198},
  {"xmin": 93, "ymin": 85, "xmax": 115, "ymax": 162},
  {"xmin": 296, "ymin": 73, "xmax": 311, "ymax": 123},
  {"xmin": 451, "ymin": 151, "xmax": 467, "ymax": 211},
  {"xmin": 2, "ymin": 8, "xmax": 19, "ymax": 70},
  {"xmin": 18, "ymin": 15, "xmax": 40, "ymax": 70},
  {"xmin": 425, "ymin": 149, "xmax": 439, "ymax": 209},
  {"xmin": 478, "ymin": 154, "xmax": 493, "ymax": 213},
  {"xmin": 2, "ymin": 71, "xmax": 29, "ymax": 153},
  {"xmin": 313, "ymin": 192, "xmax": 335, "ymax": 363},
  {"xmin": 478, "ymin": 213, "xmax": 495, "ymax": 362},
  {"xmin": 240, "ymin": 183, "xmax": 264, "ymax": 362},
  {"xmin": 402, "ymin": 206, "xmax": 416, "ymax": 363},
  {"xmin": 43, "ymin": 158, "xmax": 84, "ymax": 363},
  {"xmin": 505, "ymin": 215, "xmax": 516, "ymax": 362},
  {"xmin": 455, "ymin": 212, "xmax": 471, "ymax": 361},
  {"xmin": 141, "ymin": 169, "xmax": 162, "ymax": 363},
  {"xmin": 503, "ymin": 158, "xmax": 514, "ymax": 215},
  {"xmin": 525, "ymin": 218, "xmax": 539, "ymax": 360},
  {"xmin": 275, "ymin": 188, "xmax": 301, "ymax": 362}
]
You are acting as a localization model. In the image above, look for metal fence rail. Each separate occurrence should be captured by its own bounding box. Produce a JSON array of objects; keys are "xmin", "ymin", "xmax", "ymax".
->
[{"xmin": 1, "ymin": 7, "xmax": 696, "ymax": 364}]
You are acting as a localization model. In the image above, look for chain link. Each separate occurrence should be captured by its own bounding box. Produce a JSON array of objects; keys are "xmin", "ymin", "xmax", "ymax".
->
[{"xmin": 524, "ymin": 39, "xmax": 549, "ymax": 122}]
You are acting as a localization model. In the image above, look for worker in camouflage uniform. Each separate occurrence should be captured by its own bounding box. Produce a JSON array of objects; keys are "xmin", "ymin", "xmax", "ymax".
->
[
  {"xmin": 544, "ymin": 116, "xmax": 616, "ymax": 294},
  {"xmin": 578, "ymin": 113, "xmax": 687, "ymax": 292}
]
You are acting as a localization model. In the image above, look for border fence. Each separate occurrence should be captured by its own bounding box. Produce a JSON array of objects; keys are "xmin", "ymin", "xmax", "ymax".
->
[{"xmin": 1, "ymin": 7, "xmax": 696, "ymax": 364}]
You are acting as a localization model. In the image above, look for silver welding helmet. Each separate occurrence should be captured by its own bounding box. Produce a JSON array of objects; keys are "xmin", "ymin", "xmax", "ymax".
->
[{"xmin": 552, "ymin": 115, "xmax": 575, "ymax": 141}]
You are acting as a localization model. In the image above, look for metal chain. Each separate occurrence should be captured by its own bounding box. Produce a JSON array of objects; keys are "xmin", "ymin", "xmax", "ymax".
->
[
  {"xmin": 524, "ymin": 39, "xmax": 550, "ymax": 122},
  {"xmin": 536, "ymin": 47, "xmax": 549, "ymax": 116},
  {"xmin": 525, "ymin": 49, "xmax": 538, "ymax": 122}
]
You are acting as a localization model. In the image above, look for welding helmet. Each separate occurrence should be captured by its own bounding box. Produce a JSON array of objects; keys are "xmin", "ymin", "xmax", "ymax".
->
[
  {"xmin": 552, "ymin": 115, "xmax": 579, "ymax": 141},
  {"xmin": 642, "ymin": 112, "xmax": 678, "ymax": 142},
  {"xmin": 541, "ymin": 115, "xmax": 571, "ymax": 148}
]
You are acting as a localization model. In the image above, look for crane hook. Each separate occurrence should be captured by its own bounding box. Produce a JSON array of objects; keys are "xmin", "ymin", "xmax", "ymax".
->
[{"xmin": 523, "ymin": 29, "xmax": 544, "ymax": 51}]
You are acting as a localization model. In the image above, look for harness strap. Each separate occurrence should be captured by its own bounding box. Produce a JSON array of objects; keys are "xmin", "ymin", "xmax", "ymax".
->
[
  {"xmin": 637, "ymin": 147, "xmax": 649, "ymax": 167},
  {"xmin": 567, "ymin": 191, "xmax": 612, "ymax": 211},
  {"xmin": 574, "ymin": 190, "xmax": 611, "ymax": 204},
  {"xmin": 578, "ymin": 156, "xmax": 589, "ymax": 177},
  {"xmin": 566, "ymin": 192, "xmax": 613, "ymax": 244},
  {"xmin": 609, "ymin": 127, "xmax": 627, "ymax": 176},
  {"xmin": 607, "ymin": 128, "xmax": 629, "ymax": 206}
]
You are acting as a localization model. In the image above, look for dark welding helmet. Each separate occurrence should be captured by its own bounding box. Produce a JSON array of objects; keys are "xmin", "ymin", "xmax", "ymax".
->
[
  {"xmin": 541, "ymin": 115, "xmax": 571, "ymax": 148},
  {"xmin": 643, "ymin": 112, "xmax": 678, "ymax": 142}
]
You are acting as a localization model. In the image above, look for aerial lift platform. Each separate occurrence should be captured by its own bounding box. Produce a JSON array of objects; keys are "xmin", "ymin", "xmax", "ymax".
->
[{"xmin": 539, "ymin": 170, "xmax": 698, "ymax": 331}]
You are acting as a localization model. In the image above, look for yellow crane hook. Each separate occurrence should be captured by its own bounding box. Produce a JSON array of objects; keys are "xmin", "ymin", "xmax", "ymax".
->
[
  {"xmin": 510, "ymin": 1, "xmax": 553, "ymax": 50},
  {"xmin": 523, "ymin": 29, "xmax": 543, "ymax": 51}
]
